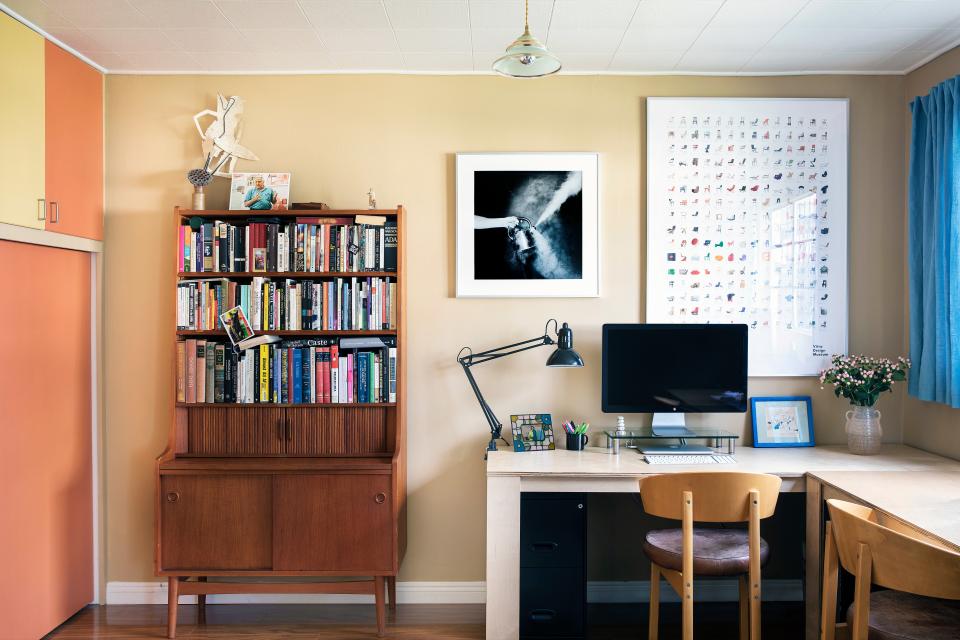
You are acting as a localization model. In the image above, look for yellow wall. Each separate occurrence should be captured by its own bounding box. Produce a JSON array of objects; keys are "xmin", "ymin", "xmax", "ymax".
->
[
  {"xmin": 902, "ymin": 49, "xmax": 960, "ymax": 458},
  {"xmin": 105, "ymin": 73, "xmax": 906, "ymax": 583}
]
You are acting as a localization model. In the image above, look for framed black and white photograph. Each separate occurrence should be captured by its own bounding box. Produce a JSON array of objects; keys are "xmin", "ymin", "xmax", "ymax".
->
[{"xmin": 456, "ymin": 153, "xmax": 599, "ymax": 297}]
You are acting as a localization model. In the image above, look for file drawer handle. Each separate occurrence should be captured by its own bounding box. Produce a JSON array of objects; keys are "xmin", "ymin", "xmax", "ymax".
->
[
  {"xmin": 374, "ymin": 493, "xmax": 386, "ymax": 504},
  {"xmin": 166, "ymin": 492, "xmax": 180, "ymax": 503},
  {"xmin": 37, "ymin": 198, "xmax": 45, "ymax": 221},
  {"xmin": 529, "ymin": 609, "xmax": 556, "ymax": 622},
  {"xmin": 50, "ymin": 201, "xmax": 60, "ymax": 223},
  {"xmin": 530, "ymin": 542, "xmax": 559, "ymax": 552}
]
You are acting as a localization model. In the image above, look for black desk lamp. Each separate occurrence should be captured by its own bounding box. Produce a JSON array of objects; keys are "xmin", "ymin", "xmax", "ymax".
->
[{"xmin": 458, "ymin": 319, "xmax": 585, "ymax": 456}]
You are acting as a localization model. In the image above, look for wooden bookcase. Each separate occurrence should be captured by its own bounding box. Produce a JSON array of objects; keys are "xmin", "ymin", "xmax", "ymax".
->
[{"xmin": 156, "ymin": 207, "xmax": 406, "ymax": 638}]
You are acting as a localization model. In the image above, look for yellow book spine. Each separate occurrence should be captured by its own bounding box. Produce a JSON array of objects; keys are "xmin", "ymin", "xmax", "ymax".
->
[{"xmin": 259, "ymin": 344, "xmax": 269, "ymax": 403}]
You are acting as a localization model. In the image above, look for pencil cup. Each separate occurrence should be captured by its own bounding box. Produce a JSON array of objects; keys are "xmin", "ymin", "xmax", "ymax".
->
[{"xmin": 566, "ymin": 433, "xmax": 589, "ymax": 451}]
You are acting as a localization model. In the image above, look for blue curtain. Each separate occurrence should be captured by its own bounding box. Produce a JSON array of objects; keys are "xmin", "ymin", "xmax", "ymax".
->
[{"xmin": 908, "ymin": 76, "xmax": 960, "ymax": 407}]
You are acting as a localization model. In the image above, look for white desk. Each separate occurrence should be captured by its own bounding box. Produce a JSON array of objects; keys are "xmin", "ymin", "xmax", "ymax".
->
[{"xmin": 486, "ymin": 444, "xmax": 960, "ymax": 640}]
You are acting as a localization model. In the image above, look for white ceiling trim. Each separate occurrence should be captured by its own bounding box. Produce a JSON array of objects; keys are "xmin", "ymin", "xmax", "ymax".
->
[
  {"xmin": 104, "ymin": 68, "xmax": 907, "ymax": 77},
  {"xmin": 0, "ymin": 3, "xmax": 107, "ymax": 73}
]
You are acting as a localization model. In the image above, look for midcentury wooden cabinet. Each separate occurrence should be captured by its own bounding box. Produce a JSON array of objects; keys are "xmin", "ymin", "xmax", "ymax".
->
[
  {"xmin": 157, "ymin": 207, "xmax": 406, "ymax": 638},
  {"xmin": 0, "ymin": 16, "xmax": 103, "ymax": 238}
]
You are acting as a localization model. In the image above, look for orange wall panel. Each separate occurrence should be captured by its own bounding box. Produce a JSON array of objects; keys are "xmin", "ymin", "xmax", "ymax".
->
[
  {"xmin": 0, "ymin": 240, "xmax": 93, "ymax": 639},
  {"xmin": 45, "ymin": 40, "xmax": 103, "ymax": 239}
]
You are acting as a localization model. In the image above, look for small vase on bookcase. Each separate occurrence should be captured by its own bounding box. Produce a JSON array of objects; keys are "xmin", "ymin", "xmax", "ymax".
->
[{"xmin": 186, "ymin": 167, "xmax": 213, "ymax": 211}]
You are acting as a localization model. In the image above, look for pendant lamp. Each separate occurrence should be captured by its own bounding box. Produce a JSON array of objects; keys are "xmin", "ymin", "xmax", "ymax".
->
[{"xmin": 492, "ymin": 0, "xmax": 561, "ymax": 78}]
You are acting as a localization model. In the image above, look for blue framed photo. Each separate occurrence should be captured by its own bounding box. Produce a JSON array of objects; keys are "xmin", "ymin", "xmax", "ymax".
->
[{"xmin": 750, "ymin": 396, "xmax": 814, "ymax": 447}]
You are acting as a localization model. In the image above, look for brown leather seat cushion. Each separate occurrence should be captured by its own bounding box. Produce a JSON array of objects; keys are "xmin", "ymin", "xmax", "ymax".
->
[
  {"xmin": 843, "ymin": 590, "xmax": 960, "ymax": 640},
  {"xmin": 642, "ymin": 527, "xmax": 769, "ymax": 576}
]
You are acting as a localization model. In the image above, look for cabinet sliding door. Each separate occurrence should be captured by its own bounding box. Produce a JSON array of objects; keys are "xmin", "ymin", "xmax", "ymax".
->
[{"xmin": 0, "ymin": 240, "xmax": 93, "ymax": 639}]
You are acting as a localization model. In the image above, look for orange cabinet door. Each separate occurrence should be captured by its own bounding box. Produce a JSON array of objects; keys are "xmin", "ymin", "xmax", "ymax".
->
[
  {"xmin": 45, "ymin": 41, "xmax": 103, "ymax": 239},
  {"xmin": 0, "ymin": 240, "xmax": 93, "ymax": 640}
]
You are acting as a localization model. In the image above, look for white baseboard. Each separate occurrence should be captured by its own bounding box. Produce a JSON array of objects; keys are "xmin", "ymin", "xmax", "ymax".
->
[{"xmin": 107, "ymin": 579, "xmax": 801, "ymax": 605}]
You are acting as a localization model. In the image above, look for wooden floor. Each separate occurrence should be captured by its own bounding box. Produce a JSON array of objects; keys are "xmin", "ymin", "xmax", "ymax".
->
[{"xmin": 45, "ymin": 602, "xmax": 804, "ymax": 639}]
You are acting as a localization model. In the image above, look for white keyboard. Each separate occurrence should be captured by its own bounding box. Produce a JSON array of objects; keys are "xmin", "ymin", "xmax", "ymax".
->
[{"xmin": 643, "ymin": 454, "xmax": 736, "ymax": 465}]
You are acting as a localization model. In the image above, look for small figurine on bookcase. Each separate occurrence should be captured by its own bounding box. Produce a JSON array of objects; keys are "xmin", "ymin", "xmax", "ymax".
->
[{"xmin": 368, "ymin": 188, "xmax": 377, "ymax": 209}]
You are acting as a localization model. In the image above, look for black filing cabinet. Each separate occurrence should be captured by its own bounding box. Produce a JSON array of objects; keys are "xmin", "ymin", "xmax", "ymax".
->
[{"xmin": 520, "ymin": 493, "xmax": 587, "ymax": 639}]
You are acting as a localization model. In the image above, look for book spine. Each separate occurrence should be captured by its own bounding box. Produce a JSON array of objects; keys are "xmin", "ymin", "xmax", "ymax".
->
[
  {"xmin": 331, "ymin": 345, "xmax": 340, "ymax": 403},
  {"xmin": 218, "ymin": 222, "xmax": 229, "ymax": 272},
  {"xmin": 195, "ymin": 341, "xmax": 206, "ymax": 403},
  {"xmin": 205, "ymin": 341, "xmax": 215, "ymax": 403},
  {"xmin": 384, "ymin": 220, "xmax": 397, "ymax": 271},
  {"xmin": 258, "ymin": 344, "xmax": 269, "ymax": 403},
  {"xmin": 178, "ymin": 226, "xmax": 185, "ymax": 272},
  {"xmin": 280, "ymin": 348, "xmax": 289, "ymax": 404},
  {"xmin": 214, "ymin": 344, "xmax": 225, "ymax": 403},
  {"xmin": 185, "ymin": 339, "xmax": 197, "ymax": 403},
  {"xmin": 315, "ymin": 348, "xmax": 323, "ymax": 404},
  {"xmin": 301, "ymin": 348, "xmax": 311, "ymax": 404},
  {"xmin": 176, "ymin": 342, "xmax": 186, "ymax": 403},
  {"xmin": 272, "ymin": 344, "xmax": 279, "ymax": 403},
  {"xmin": 346, "ymin": 352, "xmax": 354, "ymax": 403},
  {"xmin": 357, "ymin": 351, "xmax": 368, "ymax": 404},
  {"xmin": 292, "ymin": 348, "xmax": 302, "ymax": 404},
  {"xmin": 308, "ymin": 347, "xmax": 316, "ymax": 403},
  {"xmin": 388, "ymin": 346, "xmax": 397, "ymax": 403},
  {"xmin": 202, "ymin": 223, "xmax": 214, "ymax": 271}
]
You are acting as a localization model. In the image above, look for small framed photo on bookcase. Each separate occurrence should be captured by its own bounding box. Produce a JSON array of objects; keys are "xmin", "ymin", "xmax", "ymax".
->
[{"xmin": 750, "ymin": 396, "xmax": 815, "ymax": 447}]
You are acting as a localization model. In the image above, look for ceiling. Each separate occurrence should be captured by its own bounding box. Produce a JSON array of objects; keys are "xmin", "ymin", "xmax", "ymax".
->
[{"xmin": 3, "ymin": 0, "xmax": 960, "ymax": 75}]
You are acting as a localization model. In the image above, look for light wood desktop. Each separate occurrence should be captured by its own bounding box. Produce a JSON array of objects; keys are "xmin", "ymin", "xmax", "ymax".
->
[{"xmin": 486, "ymin": 444, "xmax": 960, "ymax": 640}]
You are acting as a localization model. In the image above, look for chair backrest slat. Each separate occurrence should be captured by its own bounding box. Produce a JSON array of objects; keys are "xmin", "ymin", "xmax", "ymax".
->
[
  {"xmin": 826, "ymin": 499, "xmax": 960, "ymax": 599},
  {"xmin": 639, "ymin": 472, "xmax": 781, "ymax": 522}
]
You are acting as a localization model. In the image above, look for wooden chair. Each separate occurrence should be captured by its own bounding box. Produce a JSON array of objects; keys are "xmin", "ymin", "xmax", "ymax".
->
[
  {"xmin": 821, "ymin": 499, "xmax": 960, "ymax": 640},
  {"xmin": 639, "ymin": 472, "xmax": 782, "ymax": 640}
]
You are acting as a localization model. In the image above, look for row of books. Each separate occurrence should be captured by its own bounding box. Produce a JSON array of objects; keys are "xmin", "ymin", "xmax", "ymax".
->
[
  {"xmin": 177, "ymin": 216, "xmax": 397, "ymax": 274},
  {"xmin": 175, "ymin": 337, "xmax": 397, "ymax": 404},
  {"xmin": 176, "ymin": 276, "xmax": 397, "ymax": 331}
]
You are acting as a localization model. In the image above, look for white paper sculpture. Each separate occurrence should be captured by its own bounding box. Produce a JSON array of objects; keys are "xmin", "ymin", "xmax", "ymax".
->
[{"xmin": 193, "ymin": 94, "xmax": 259, "ymax": 177}]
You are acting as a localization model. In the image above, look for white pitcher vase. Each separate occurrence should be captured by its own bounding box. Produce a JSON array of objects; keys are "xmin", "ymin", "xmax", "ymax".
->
[{"xmin": 845, "ymin": 405, "xmax": 882, "ymax": 455}]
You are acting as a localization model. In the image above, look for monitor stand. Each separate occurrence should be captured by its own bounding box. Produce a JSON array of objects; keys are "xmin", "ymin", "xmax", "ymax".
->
[{"xmin": 643, "ymin": 412, "xmax": 713, "ymax": 454}]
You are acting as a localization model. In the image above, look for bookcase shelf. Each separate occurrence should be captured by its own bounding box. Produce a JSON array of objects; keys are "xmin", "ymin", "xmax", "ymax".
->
[
  {"xmin": 178, "ymin": 271, "xmax": 396, "ymax": 279},
  {"xmin": 176, "ymin": 402, "xmax": 397, "ymax": 408},
  {"xmin": 176, "ymin": 329, "xmax": 397, "ymax": 337},
  {"xmin": 177, "ymin": 209, "xmax": 400, "ymax": 220},
  {"xmin": 158, "ymin": 205, "xmax": 407, "ymax": 633}
]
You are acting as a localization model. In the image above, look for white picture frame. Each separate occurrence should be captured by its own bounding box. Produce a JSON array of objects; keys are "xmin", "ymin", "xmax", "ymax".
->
[
  {"xmin": 646, "ymin": 98, "xmax": 849, "ymax": 376},
  {"xmin": 456, "ymin": 152, "xmax": 599, "ymax": 298}
]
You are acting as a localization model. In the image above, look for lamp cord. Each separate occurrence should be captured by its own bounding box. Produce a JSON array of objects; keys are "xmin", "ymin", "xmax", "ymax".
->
[{"xmin": 524, "ymin": 0, "xmax": 529, "ymax": 31}]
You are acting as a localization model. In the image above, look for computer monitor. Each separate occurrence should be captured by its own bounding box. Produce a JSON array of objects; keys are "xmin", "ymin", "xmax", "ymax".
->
[{"xmin": 602, "ymin": 324, "xmax": 748, "ymax": 441}]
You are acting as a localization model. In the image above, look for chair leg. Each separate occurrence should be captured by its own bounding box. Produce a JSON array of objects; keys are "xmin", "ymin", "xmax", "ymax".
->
[
  {"xmin": 197, "ymin": 576, "xmax": 207, "ymax": 610},
  {"xmin": 648, "ymin": 563, "xmax": 660, "ymax": 640},
  {"xmin": 167, "ymin": 577, "xmax": 179, "ymax": 639},
  {"xmin": 749, "ymin": 577, "xmax": 760, "ymax": 640},
  {"xmin": 374, "ymin": 576, "xmax": 386, "ymax": 637},
  {"xmin": 739, "ymin": 575, "xmax": 748, "ymax": 640},
  {"xmin": 682, "ymin": 579, "xmax": 694, "ymax": 640},
  {"xmin": 387, "ymin": 575, "xmax": 397, "ymax": 610}
]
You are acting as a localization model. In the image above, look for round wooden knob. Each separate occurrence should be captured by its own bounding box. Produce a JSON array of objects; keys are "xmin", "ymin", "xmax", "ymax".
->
[
  {"xmin": 166, "ymin": 492, "xmax": 180, "ymax": 503},
  {"xmin": 374, "ymin": 493, "xmax": 386, "ymax": 504}
]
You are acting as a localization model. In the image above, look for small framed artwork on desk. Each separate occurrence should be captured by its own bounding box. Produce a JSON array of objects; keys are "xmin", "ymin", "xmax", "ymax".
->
[{"xmin": 750, "ymin": 396, "xmax": 815, "ymax": 447}]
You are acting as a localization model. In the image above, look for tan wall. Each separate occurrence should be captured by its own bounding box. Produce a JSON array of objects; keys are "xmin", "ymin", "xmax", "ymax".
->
[
  {"xmin": 902, "ymin": 49, "xmax": 960, "ymax": 459},
  {"xmin": 104, "ymin": 73, "xmax": 906, "ymax": 583}
]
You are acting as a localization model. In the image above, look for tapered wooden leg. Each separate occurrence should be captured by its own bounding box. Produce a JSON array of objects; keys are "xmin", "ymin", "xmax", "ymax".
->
[
  {"xmin": 167, "ymin": 577, "xmax": 179, "ymax": 639},
  {"xmin": 648, "ymin": 563, "xmax": 660, "ymax": 640},
  {"xmin": 739, "ymin": 575, "xmax": 749, "ymax": 640},
  {"xmin": 821, "ymin": 523, "xmax": 839, "ymax": 640},
  {"xmin": 374, "ymin": 576, "xmax": 386, "ymax": 637},
  {"xmin": 386, "ymin": 575, "xmax": 397, "ymax": 610}
]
